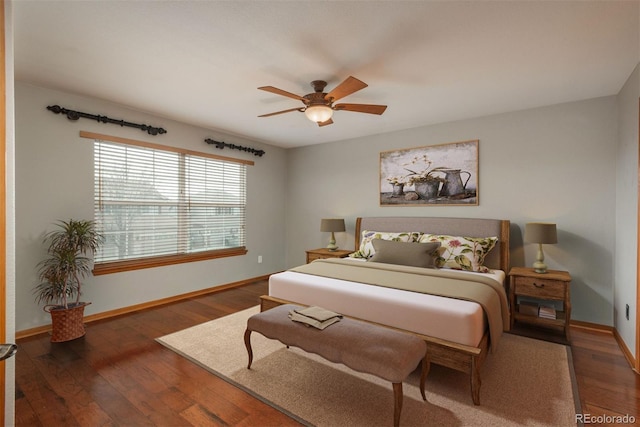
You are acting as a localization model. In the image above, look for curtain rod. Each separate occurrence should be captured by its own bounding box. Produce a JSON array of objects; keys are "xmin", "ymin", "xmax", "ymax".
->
[
  {"xmin": 47, "ymin": 105, "xmax": 167, "ymax": 136},
  {"xmin": 205, "ymin": 138, "xmax": 265, "ymax": 157}
]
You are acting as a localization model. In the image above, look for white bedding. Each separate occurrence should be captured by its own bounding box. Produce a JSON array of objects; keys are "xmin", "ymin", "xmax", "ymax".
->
[{"xmin": 268, "ymin": 267, "xmax": 506, "ymax": 348}]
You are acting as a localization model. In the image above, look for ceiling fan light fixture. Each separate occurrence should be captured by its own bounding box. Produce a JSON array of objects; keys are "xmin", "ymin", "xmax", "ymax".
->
[
  {"xmin": 258, "ymin": 76, "xmax": 386, "ymax": 127},
  {"xmin": 304, "ymin": 105, "xmax": 333, "ymax": 123}
]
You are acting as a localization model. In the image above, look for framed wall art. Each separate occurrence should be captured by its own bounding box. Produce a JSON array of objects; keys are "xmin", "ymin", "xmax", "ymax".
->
[{"xmin": 380, "ymin": 139, "xmax": 479, "ymax": 206}]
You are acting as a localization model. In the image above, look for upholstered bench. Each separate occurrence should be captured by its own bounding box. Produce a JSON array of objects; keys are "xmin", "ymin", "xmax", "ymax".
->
[{"xmin": 244, "ymin": 304, "xmax": 429, "ymax": 427}]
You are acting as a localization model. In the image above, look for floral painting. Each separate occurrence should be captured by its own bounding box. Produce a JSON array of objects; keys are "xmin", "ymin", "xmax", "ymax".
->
[{"xmin": 380, "ymin": 140, "xmax": 479, "ymax": 206}]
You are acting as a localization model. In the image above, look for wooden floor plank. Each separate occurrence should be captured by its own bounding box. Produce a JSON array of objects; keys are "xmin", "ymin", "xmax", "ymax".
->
[{"xmin": 14, "ymin": 280, "xmax": 639, "ymax": 426}]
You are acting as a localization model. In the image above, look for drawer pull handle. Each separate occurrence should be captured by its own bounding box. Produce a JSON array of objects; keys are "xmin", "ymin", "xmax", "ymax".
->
[{"xmin": 533, "ymin": 282, "xmax": 545, "ymax": 288}]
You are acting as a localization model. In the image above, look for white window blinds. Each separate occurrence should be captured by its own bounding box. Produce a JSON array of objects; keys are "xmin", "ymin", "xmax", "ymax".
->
[{"xmin": 94, "ymin": 139, "xmax": 247, "ymax": 264}]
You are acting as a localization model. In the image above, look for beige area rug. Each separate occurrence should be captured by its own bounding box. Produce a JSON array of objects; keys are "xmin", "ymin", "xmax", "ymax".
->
[{"xmin": 157, "ymin": 306, "xmax": 581, "ymax": 426}]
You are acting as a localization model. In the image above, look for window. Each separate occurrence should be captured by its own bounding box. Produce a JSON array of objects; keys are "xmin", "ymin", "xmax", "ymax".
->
[{"xmin": 84, "ymin": 131, "xmax": 251, "ymax": 274}]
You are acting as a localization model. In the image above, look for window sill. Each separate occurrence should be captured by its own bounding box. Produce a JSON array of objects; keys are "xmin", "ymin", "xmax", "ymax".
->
[{"xmin": 93, "ymin": 247, "xmax": 248, "ymax": 275}]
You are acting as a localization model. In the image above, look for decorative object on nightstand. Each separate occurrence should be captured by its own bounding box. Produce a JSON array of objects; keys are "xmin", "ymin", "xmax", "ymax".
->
[
  {"xmin": 320, "ymin": 218, "xmax": 346, "ymax": 251},
  {"xmin": 524, "ymin": 222, "xmax": 557, "ymax": 273},
  {"xmin": 508, "ymin": 266, "xmax": 572, "ymax": 342},
  {"xmin": 306, "ymin": 248, "xmax": 352, "ymax": 263}
]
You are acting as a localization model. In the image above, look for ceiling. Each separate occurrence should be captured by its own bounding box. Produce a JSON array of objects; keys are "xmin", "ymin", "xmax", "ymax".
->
[{"xmin": 13, "ymin": 1, "xmax": 639, "ymax": 149}]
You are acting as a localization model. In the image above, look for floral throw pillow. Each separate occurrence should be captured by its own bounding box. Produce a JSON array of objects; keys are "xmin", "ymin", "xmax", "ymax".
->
[
  {"xmin": 418, "ymin": 234, "xmax": 498, "ymax": 272},
  {"xmin": 349, "ymin": 230, "xmax": 422, "ymax": 259}
]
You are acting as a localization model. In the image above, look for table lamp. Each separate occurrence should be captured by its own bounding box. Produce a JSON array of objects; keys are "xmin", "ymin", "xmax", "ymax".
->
[
  {"xmin": 320, "ymin": 218, "xmax": 345, "ymax": 251},
  {"xmin": 524, "ymin": 222, "xmax": 557, "ymax": 274}
]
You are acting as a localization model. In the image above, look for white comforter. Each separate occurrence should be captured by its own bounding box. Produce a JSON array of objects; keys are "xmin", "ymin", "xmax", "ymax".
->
[{"xmin": 268, "ymin": 265, "xmax": 505, "ymax": 348}]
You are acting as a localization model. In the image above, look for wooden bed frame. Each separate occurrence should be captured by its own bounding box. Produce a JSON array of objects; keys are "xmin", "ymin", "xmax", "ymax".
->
[{"xmin": 261, "ymin": 216, "xmax": 510, "ymax": 405}]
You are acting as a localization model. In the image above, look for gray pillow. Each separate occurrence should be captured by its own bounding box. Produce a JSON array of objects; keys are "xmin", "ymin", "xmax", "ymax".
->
[{"xmin": 369, "ymin": 239, "xmax": 441, "ymax": 268}]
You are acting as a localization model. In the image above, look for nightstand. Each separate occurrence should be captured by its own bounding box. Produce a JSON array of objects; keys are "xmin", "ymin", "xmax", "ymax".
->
[
  {"xmin": 508, "ymin": 267, "xmax": 572, "ymax": 341},
  {"xmin": 306, "ymin": 248, "xmax": 352, "ymax": 263}
]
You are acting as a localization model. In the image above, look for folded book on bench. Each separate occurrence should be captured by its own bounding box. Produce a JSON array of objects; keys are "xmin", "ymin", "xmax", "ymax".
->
[{"xmin": 288, "ymin": 306, "xmax": 343, "ymax": 330}]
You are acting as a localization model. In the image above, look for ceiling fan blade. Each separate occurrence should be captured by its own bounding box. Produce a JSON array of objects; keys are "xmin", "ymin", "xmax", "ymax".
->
[
  {"xmin": 317, "ymin": 118, "xmax": 334, "ymax": 127},
  {"xmin": 325, "ymin": 76, "xmax": 368, "ymax": 102},
  {"xmin": 258, "ymin": 86, "xmax": 307, "ymax": 102},
  {"xmin": 258, "ymin": 107, "xmax": 304, "ymax": 118},
  {"xmin": 334, "ymin": 103, "xmax": 387, "ymax": 115}
]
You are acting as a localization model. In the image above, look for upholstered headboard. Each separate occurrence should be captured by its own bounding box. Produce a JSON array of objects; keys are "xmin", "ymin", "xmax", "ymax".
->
[{"xmin": 355, "ymin": 217, "xmax": 510, "ymax": 272}]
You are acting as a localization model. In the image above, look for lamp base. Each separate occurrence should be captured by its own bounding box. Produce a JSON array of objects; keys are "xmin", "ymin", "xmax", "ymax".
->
[
  {"xmin": 532, "ymin": 261, "xmax": 548, "ymax": 274},
  {"xmin": 533, "ymin": 244, "xmax": 548, "ymax": 273},
  {"xmin": 326, "ymin": 232, "xmax": 338, "ymax": 251}
]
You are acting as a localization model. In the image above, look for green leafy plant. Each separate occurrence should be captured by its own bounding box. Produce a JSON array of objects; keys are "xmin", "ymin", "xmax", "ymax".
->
[{"xmin": 35, "ymin": 219, "xmax": 103, "ymax": 309}]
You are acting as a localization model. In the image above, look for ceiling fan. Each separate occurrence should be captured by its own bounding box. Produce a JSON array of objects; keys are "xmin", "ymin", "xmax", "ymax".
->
[{"xmin": 258, "ymin": 76, "xmax": 387, "ymax": 127}]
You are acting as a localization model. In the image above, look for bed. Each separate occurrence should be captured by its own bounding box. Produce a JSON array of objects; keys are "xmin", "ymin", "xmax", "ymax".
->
[{"xmin": 261, "ymin": 216, "xmax": 511, "ymax": 405}]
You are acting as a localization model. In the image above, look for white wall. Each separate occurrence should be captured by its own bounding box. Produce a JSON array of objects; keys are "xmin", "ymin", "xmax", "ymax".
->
[
  {"xmin": 615, "ymin": 63, "xmax": 639, "ymax": 353},
  {"xmin": 286, "ymin": 96, "xmax": 619, "ymax": 326},
  {"xmin": 4, "ymin": 1, "xmax": 15, "ymax": 424},
  {"xmin": 15, "ymin": 83, "xmax": 288, "ymax": 332}
]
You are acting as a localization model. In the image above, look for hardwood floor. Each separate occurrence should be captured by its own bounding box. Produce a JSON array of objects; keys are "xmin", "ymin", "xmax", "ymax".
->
[
  {"xmin": 571, "ymin": 327, "xmax": 640, "ymax": 423},
  {"xmin": 14, "ymin": 280, "xmax": 640, "ymax": 426}
]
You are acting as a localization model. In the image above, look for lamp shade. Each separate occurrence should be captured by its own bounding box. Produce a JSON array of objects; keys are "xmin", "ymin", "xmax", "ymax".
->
[
  {"xmin": 524, "ymin": 223, "xmax": 558, "ymax": 244},
  {"xmin": 320, "ymin": 218, "xmax": 345, "ymax": 232},
  {"xmin": 305, "ymin": 105, "xmax": 333, "ymax": 123}
]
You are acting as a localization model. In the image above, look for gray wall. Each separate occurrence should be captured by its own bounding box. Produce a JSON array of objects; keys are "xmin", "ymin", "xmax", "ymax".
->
[
  {"xmin": 13, "ymin": 80, "xmax": 634, "ymax": 340},
  {"xmin": 15, "ymin": 82, "xmax": 288, "ymax": 331},
  {"xmin": 615, "ymin": 63, "xmax": 639, "ymax": 353},
  {"xmin": 286, "ymin": 96, "xmax": 619, "ymax": 326}
]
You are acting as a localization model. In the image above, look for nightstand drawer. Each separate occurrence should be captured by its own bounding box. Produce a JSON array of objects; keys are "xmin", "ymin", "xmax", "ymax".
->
[{"xmin": 514, "ymin": 276, "xmax": 566, "ymax": 299}]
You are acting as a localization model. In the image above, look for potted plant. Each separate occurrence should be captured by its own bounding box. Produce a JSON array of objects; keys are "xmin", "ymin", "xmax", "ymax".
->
[
  {"xmin": 403, "ymin": 154, "xmax": 447, "ymax": 200},
  {"xmin": 386, "ymin": 175, "xmax": 408, "ymax": 196},
  {"xmin": 35, "ymin": 219, "xmax": 103, "ymax": 342}
]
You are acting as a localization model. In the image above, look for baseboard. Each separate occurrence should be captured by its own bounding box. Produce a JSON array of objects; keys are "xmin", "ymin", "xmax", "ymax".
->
[
  {"xmin": 612, "ymin": 328, "xmax": 639, "ymax": 374},
  {"xmin": 570, "ymin": 319, "xmax": 614, "ymax": 333},
  {"xmin": 16, "ymin": 274, "xmax": 271, "ymax": 340}
]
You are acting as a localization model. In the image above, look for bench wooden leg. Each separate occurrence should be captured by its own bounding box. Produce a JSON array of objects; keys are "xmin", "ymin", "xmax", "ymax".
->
[
  {"xmin": 393, "ymin": 382, "xmax": 402, "ymax": 427},
  {"xmin": 244, "ymin": 329, "xmax": 253, "ymax": 369},
  {"xmin": 419, "ymin": 353, "xmax": 430, "ymax": 401}
]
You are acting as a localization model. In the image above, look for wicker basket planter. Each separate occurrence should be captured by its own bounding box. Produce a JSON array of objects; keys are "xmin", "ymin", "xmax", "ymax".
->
[
  {"xmin": 35, "ymin": 220, "xmax": 103, "ymax": 343},
  {"xmin": 45, "ymin": 302, "xmax": 90, "ymax": 342}
]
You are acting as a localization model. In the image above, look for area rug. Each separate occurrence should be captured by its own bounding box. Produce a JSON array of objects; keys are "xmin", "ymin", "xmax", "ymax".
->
[{"xmin": 157, "ymin": 306, "xmax": 581, "ymax": 426}]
